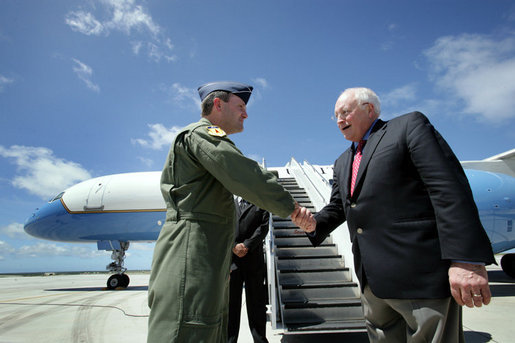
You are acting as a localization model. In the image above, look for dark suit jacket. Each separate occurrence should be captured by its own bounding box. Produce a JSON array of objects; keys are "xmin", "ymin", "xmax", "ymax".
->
[
  {"xmin": 310, "ymin": 112, "xmax": 495, "ymax": 299},
  {"xmin": 233, "ymin": 200, "xmax": 269, "ymax": 270}
]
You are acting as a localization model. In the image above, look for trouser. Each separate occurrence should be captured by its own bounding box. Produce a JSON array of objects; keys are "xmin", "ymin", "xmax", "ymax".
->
[
  {"xmin": 228, "ymin": 265, "xmax": 268, "ymax": 343},
  {"xmin": 361, "ymin": 285, "xmax": 464, "ymax": 343},
  {"xmin": 147, "ymin": 219, "xmax": 232, "ymax": 343}
]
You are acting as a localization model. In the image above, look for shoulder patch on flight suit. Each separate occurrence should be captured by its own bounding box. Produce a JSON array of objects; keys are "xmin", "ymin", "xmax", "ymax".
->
[{"xmin": 207, "ymin": 126, "xmax": 226, "ymax": 137}]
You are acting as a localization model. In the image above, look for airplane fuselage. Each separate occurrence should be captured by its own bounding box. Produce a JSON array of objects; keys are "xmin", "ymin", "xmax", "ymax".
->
[
  {"xmin": 25, "ymin": 171, "xmax": 165, "ymax": 243},
  {"xmin": 23, "ymin": 162, "xmax": 515, "ymax": 282},
  {"xmin": 24, "ymin": 169, "xmax": 515, "ymax": 252}
]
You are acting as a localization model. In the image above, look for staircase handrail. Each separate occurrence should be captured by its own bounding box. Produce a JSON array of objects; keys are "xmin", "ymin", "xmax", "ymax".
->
[
  {"xmin": 265, "ymin": 213, "xmax": 281, "ymax": 329},
  {"xmin": 286, "ymin": 158, "xmax": 329, "ymax": 211}
]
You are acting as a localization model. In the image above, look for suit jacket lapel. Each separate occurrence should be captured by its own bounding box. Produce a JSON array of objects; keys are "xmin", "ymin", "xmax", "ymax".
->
[
  {"xmin": 239, "ymin": 200, "xmax": 252, "ymax": 219},
  {"xmin": 234, "ymin": 197, "xmax": 241, "ymax": 235},
  {"xmin": 353, "ymin": 119, "xmax": 387, "ymax": 196}
]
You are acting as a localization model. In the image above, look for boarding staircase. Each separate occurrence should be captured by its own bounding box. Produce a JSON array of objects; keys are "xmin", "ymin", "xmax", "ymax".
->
[{"xmin": 265, "ymin": 159, "xmax": 366, "ymax": 333}]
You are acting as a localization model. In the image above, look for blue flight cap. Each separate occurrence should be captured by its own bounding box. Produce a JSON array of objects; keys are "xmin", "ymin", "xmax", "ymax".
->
[{"xmin": 197, "ymin": 81, "xmax": 253, "ymax": 104}]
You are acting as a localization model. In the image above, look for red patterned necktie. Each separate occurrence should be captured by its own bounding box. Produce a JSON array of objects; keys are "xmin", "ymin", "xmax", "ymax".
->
[{"xmin": 350, "ymin": 140, "xmax": 365, "ymax": 196}]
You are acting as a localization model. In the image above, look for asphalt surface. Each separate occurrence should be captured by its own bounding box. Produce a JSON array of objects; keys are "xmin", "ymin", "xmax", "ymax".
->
[{"xmin": 0, "ymin": 261, "xmax": 512, "ymax": 343}]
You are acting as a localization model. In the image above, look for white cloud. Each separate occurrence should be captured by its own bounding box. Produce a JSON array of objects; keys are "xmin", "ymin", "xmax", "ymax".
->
[
  {"xmin": 148, "ymin": 41, "xmax": 177, "ymax": 62},
  {"xmin": 381, "ymin": 41, "xmax": 394, "ymax": 51},
  {"xmin": 131, "ymin": 40, "xmax": 143, "ymax": 54},
  {"xmin": 0, "ymin": 145, "xmax": 92, "ymax": 199},
  {"xmin": 168, "ymin": 83, "xmax": 201, "ymax": 109},
  {"xmin": 65, "ymin": 0, "xmax": 175, "ymax": 63},
  {"xmin": 0, "ymin": 223, "xmax": 31, "ymax": 239},
  {"xmin": 15, "ymin": 242, "xmax": 105, "ymax": 258},
  {"xmin": 388, "ymin": 23, "xmax": 398, "ymax": 32},
  {"xmin": 0, "ymin": 241, "xmax": 15, "ymax": 259},
  {"xmin": 72, "ymin": 58, "xmax": 100, "ymax": 92},
  {"xmin": 137, "ymin": 156, "xmax": 154, "ymax": 167},
  {"xmin": 131, "ymin": 123, "xmax": 183, "ymax": 150},
  {"xmin": 0, "ymin": 240, "xmax": 105, "ymax": 261},
  {"xmin": 130, "ymin": 242, "xmax": 154, "ymax": 251},
  {"xmin": 65, "ymin": 0, "xmax": 159, "ymax": 36},
  {"xmin": 252, "ymin": 78, "xmax": 268, "ymax": 89},
  {"xmin": 424, "ymin": 33, "xmax": 515, "ymax": 121},
  {"xmin": 0, "ymin": 74, "xmax": 14, "ymax": 92},
  {"xmin": 103, "ymin": 0, "xmax": 160, "ymax": 35},
  {"xmin": 381, "ymin": 23, "xmax": 399, "ymax": 51},
  {"xmin": 380, "ymin": 84, "xmax": 417, "ymax": 108},
  {"xmin": 65, "ymin": 11, "xmax": 104, "ymax": 35}
]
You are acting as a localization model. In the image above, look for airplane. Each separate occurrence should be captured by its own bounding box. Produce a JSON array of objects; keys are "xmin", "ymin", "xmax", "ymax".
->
[{"xmin": 24, "ymin": 151, "xmax": 515, "ymax": 289}]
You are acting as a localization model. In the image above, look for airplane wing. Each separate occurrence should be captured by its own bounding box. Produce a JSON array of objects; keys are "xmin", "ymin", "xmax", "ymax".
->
[{"xmin": 461, "ymin": 149, "xmax": 515, "ymax": 177}]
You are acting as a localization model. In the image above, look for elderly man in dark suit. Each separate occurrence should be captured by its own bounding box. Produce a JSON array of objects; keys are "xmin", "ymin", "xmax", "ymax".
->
[
  {"xmin": 228, "ymin": 198, "xmax": 270, "ymax": 343},
  {"xmin": 291, "ymin": 87, "xmax": 495, "ymax": 342}
]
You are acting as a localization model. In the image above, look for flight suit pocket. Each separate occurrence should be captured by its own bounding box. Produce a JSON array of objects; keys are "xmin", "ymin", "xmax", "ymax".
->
[{"xmin": 177, "ymin": 315, "xmax": 223, "ymax": 343}]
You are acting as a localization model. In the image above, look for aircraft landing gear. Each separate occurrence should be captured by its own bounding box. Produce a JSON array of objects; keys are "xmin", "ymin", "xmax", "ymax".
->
[
  {"xmin": 107, "ymin": 273, "xmax": 130, "ymax": 289},
  {"xmin": 105, "ymin": 241, "xmax": 130, "ymax": 289}
]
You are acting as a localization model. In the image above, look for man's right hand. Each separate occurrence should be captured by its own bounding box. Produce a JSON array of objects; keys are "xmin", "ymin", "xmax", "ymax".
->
[
  {"xmin": 291, "ymin": 206, "xmax": 316, "ymax": 233},
  {"xmin": 233, "ymin": 243, "xmax": 248, "ymax": 257}
]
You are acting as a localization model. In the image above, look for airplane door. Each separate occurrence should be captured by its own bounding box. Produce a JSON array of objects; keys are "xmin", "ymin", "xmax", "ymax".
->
[{"xmin": 84, "ymin": 176, "xmax": 111, "ymax": 211}]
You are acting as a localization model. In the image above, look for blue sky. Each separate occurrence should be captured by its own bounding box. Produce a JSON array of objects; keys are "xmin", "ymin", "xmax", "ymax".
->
[{"xmin": 1, "ymin": 0, "xmax": 514, "ymax": 273}]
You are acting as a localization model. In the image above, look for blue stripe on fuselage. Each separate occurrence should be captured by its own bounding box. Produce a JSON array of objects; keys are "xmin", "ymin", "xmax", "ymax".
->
[{"xmin": 24, "ymin": 198, "xmax": 164, "ymax": 242}]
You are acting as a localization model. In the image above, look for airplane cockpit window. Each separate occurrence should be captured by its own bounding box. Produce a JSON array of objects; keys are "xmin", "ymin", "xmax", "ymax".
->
[{"xmin": 49, "ymin": 192, "xmax": 65, "ymax": 203}]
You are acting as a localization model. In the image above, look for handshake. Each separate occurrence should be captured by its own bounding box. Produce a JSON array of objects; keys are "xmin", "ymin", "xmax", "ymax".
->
[{"xmin": 291, "ymin": 202, "xmax": 317, "ymax": 233}]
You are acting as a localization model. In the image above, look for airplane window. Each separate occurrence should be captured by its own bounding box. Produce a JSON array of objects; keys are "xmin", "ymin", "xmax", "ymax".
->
[{"xmin": 49, "ymin": 192, "xmax": 65, "ymax": 203}]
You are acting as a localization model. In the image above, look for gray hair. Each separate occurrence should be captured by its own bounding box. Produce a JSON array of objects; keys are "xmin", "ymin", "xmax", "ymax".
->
[
  {"xmin": 201, "ymin": 91, "xmax": 231, "ymax": 116},
  {"xmin": 341, "ymin": 87, "xmax": 381, "ymax": 116}
]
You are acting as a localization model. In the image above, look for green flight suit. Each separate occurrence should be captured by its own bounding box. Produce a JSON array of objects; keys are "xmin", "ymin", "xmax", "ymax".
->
[{"xmin": 147, "ymin": 117, "xmax": 295, "ymax": 343}]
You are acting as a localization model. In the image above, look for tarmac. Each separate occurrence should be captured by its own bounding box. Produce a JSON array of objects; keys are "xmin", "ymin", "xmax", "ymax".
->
[{"xmin": 0, "ymin": 259, "xmax": 513, "ymax": 343}]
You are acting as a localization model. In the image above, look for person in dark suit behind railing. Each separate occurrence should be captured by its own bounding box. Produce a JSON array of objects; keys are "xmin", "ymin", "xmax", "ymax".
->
[
  {"xmin": 291, "ymin": 87, "xmax": 495, "ymax": 343},
  {"xmin": 228, "ymin": 197, "xmax": 270, "ymax": 343}
]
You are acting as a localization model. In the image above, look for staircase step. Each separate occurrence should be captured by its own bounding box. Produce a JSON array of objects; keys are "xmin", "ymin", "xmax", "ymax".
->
[
  {"xmin": 284, "ymin": 189, "xmax": 305, "ymax": 194},
  {"xmin": 284, "ymin": 298, "xmax": 362, "ymax": 309},
  {"xmin": 282, "ymin": 306, "xmax": 365, "ymax": 327},
  {"xmin": 276, "ymin": 247, "xmax": 339, "ymax": 258},
  {"xmin": 272, "ymin": 228, "xmax": 306, "ymax": 238},
  {"xmin": 273, "ymin": 221, "xmax": 301, "ymax": 228},
  {"xmin": 277, "ymin": 257, "xmax": 344, "ymax": 271},
  {"xmin": 275, "ymin": 236, "xmax": 332, "ymax": 247},
  {"xmin": 285, "ymin": 318, "xmax": 367, "ymax": 332},
  {"xmin": 278, "ymin": 270, "xmax": 353, "ymax": 287},
  {"xmin": 292, "ymin": 196, "xmax": 310, "ymax": 201},
  {"xmin": 281, "ymin": 286, "xmax": 361, "ymax": 305}
]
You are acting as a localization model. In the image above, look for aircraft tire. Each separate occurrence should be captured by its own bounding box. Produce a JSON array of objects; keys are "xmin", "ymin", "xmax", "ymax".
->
[
  {"xmin": 121, "ymin": 273, "xmax": 130, "ymax": 288},
  {"xmin": 500, "ymin": 254, "xmax": 515, "ymax": 278},
  {"xmin": 107, "ymin": 274, "xmax": 123, "ymax": 289}
]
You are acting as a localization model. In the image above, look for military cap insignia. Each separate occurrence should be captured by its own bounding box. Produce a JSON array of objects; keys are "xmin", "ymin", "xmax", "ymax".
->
[{"xmin": 207, "ymin": 126, "xmax": 226, "ymax": 137}]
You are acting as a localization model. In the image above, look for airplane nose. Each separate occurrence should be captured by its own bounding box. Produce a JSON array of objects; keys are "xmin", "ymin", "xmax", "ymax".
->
[
  {"xmin": 24, "ymin": 207, "xmax": 43, "ymax": 236},
  {"xmin": 24, "ymin": 210, "xmax": 37, "ymax": 228},
  {"xmin": 24, "ymin": 199, "xmax": 68, "ymax": 240}
]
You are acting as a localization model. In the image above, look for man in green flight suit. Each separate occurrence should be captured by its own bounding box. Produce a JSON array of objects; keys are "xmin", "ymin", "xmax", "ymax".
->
[{"xmin": 147, "ymin": 81, "xmax": 302, "ymax": 343}]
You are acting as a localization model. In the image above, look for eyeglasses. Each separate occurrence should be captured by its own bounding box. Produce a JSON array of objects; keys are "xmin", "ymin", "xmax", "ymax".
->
[{"xmin": 332, "ymin": 102, "xmax": 370, "ymax": 121}]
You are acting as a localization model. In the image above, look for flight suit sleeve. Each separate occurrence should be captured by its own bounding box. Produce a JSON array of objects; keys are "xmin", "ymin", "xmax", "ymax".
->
[{"xmin": 186, "ymin": 127, "xmax": 295, "ymax": 218}]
